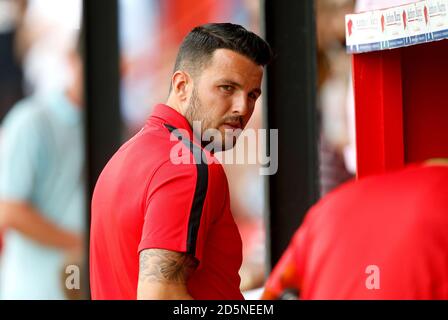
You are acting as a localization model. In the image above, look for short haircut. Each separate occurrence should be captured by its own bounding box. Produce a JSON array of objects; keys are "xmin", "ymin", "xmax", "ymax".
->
[{"xmin": 172, "ymin": 23, "xmax": 273, "ymax": 79}]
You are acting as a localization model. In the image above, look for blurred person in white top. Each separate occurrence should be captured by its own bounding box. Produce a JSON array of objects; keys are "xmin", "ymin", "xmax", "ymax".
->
[
  {"xmin": 0, "ymin": 0, "xmax": 84, "ymax": 300},
  {"xmin": 18, "ymin": 0, "xmax": 82, "ymax": 96}
]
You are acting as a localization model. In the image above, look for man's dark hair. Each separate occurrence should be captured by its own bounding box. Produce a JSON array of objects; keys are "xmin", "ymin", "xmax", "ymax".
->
[{"xmin": 172, "ymin": 23, "xmax": 273, "ymax": 78}]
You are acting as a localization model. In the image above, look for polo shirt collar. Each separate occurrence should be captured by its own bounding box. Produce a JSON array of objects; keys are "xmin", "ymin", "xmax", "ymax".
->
[{"xmin": 149, "ymin": 104, "xmax": 194, "ymax": 138}]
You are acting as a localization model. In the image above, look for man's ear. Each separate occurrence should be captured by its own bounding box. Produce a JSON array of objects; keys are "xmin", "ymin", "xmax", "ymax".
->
[{"xmin": 171, "ymin": 71, "xmax": 192, "ymax": 103}]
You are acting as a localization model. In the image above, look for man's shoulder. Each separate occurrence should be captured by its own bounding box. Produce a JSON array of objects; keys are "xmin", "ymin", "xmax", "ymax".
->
[
  {"xmin": 117, "ymin": 122, "xmax": 182, "ymax": 163},
  {"xmin": 101, "ymin": 124, "xmax": 192, "ymax": 185}
]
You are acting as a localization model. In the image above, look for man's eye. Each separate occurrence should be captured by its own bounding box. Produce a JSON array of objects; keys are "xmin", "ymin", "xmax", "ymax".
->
[
  {"xmin": 220, "ymin": 85, "xmax": 234, "ymax": 93},
  {"xmin": 249, "ymin": 92, "xmax": 258, "ymax": 100}
]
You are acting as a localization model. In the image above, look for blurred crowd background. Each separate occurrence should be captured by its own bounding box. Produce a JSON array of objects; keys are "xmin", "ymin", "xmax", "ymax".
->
[{"xmin": 0, "ymin": 0, "xmax": 357, "ymax": 299}]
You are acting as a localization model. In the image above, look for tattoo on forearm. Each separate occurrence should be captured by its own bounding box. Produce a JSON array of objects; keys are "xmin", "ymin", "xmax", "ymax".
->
[{"xmin": 138, "ymin": 249, "xmax": 198, "ymax": 284}]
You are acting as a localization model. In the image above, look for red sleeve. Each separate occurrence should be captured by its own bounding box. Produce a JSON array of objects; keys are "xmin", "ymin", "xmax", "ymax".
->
[
  {"xmin": 263, "ymin": 221, "xmax": 309, "ymax": 299},
  {"xmin": 263, "ymin": 230, "xmax": 300, "ymax": 300},
  {"xmin": 138, "ymin": 159, "xmax": 209, "ymax": 262}
]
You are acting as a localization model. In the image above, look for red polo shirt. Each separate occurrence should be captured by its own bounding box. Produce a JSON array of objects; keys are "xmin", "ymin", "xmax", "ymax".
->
[
  {"xmin": 265, "ymin": 164, "xmax": 448, "ymax": 299},
  {"xmin": 90, "ymin": 104, "xmax": 243, "ymax": 300}
]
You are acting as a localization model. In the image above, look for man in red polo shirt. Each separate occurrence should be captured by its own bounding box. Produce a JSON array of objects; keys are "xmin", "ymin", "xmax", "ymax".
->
[
  {"xmin": 90, "ymin": 23, "xmax": 273, "ymax": 300},
  {"xmin": 262, "ymin": 162, "xmax": 448, "ymax": 299}
]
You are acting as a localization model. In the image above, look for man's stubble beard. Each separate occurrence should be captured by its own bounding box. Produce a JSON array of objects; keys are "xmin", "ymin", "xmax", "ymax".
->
[
  {"xmin": 185, "ymin": 87, "xmax": 208, "ymax": 135},
  {"xmin": 185, "ymin": 87, "xmax": 242, "ymax": 151},
  {"xmin": 185, "ymin": 88, "xmax": 223, "ymax": 150}
]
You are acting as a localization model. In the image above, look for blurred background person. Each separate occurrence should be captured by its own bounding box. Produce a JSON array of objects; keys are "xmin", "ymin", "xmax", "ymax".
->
[
  {"xmin": 0, "ymin": 0, "xmax": 27, "ymax": 261},
  {"xmin": 0, "ymin": 0, "xmax": 27, "ymax": 124},
  {"xmin": 0, "ymin": 0, "xmax": 84, "ymax": 299}
]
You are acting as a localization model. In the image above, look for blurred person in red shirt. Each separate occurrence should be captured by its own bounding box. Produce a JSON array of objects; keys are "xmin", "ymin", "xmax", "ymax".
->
[{"xmin": 262, "ymin": 161, "xmax": 448, "ymax": 299}]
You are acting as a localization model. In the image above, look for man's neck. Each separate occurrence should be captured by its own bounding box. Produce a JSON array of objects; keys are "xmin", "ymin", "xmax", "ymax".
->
[{"xmin": 165, "ymin": 96, "xmax": 185, "ymax": 118}]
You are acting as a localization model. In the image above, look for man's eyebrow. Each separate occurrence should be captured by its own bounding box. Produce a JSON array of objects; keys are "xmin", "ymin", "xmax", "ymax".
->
[
  {"xmin": 216, "ymin": 79, "xmax": 243, "ymax": 88},
  {"xmin": 217, "ymin": 79, "xmax": 262, "ymax": 95}
]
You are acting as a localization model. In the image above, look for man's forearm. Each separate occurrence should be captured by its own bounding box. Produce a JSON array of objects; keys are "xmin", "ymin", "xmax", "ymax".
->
[
  {"xmin": 0, "ymin": 201, "xmax": 81, "ymax": 251},
  {"xmin": 137, "ymin": 249, "xmax": 198, "ymax": 300},
  {"xmin": 137, "ymin": 284, "xmax": 194, "ymax": 300}
]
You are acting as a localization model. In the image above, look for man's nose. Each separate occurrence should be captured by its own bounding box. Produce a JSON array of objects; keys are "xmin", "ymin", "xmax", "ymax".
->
[{"xmin": 231, "ymin": 92, "xmax": 250, "ymax": 116}]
